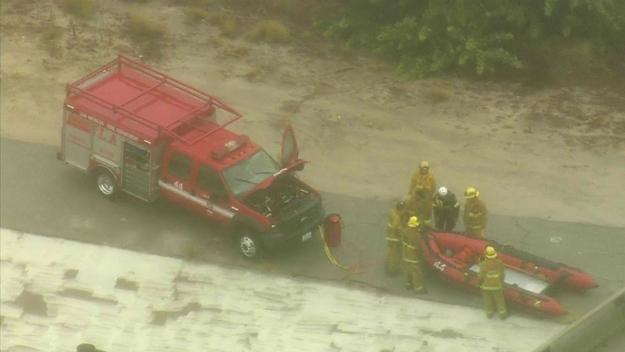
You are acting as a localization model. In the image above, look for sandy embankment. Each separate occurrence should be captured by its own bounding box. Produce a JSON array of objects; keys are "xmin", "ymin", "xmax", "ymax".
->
[{"xmin": 1, "ymin": 0, "xmax": 624, "ymax": 227}]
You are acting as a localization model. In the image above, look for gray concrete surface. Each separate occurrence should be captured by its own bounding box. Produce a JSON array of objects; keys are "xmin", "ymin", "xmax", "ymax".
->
[
  {"xmin": 1, "ymin": 137, "xmax": 624, "ymax": 324},
  {"xmin": 533, "ymin": 287, "xmax": 625, "ymax": 352},
  {"xmin": 1, "ymin": 229, "xmax": 564, "ymax": 352}
]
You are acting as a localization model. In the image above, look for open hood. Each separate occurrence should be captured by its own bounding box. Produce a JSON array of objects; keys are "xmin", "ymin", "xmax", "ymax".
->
[{"xmin": 280, "ymin": 125, "xmax": 299, "ymax": 168}]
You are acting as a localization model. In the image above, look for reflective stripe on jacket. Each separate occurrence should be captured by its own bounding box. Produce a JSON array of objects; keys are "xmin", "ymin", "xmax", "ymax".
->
[
  {"xmin": 478, "ymin": 257, "xmax": 505, "ymax": 290},
  {"xmin": 409, "ymin": 171, "xmax": 436, "ymax": 198}
]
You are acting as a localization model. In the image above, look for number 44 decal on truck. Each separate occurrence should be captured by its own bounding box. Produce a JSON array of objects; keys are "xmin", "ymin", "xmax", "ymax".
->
[{"xmin": 433, "ymin": 260, "xmax": 447, "ymax": 272}]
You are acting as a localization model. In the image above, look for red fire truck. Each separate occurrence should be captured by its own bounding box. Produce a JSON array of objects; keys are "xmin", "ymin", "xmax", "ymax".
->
[{"xmin": 58, "ymin": 55, "xmax": 324, "ymax": 258}]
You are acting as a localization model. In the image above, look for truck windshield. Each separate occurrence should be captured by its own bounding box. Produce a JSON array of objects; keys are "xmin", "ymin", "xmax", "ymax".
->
[{"xmin": 223, "ymin": 149, "xmax": 279, "ymax": 196}]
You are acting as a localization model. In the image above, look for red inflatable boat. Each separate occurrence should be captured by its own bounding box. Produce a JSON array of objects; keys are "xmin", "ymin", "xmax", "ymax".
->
[{"xmin": 421, "ymin": 231, "xmax": 598, "ymax": 316}]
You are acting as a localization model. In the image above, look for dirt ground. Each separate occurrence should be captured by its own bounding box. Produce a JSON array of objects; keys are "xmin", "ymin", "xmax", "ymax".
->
[{"xmin": 1, "ymin": 0, "xmax": 624, "ymax": 227}]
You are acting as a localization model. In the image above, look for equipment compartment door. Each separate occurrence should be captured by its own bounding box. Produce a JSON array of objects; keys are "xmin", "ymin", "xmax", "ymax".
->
[
  {"xmin": 63, "ymin": 111, "xmax": 93, "ymax": 170},
  {"xmin": 122, "ymin": 142, "xmax": 152, "ymax": 200}
]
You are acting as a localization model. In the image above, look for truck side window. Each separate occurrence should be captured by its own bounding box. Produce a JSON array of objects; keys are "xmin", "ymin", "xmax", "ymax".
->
[
  {"xmin": 124, "ymin": 142, "xmax": 149, "ymax": 170},
  {"xmin": 169, "ymin": 152, "xmax": 192, "ymax": 179},
  {"xmin": 197, "ymin": 165, "xmax": 226, "ymax": 196}
]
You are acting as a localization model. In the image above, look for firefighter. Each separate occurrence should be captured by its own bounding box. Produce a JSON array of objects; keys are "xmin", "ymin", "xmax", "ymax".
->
[
  {"xmin": 463, "ymin": 186, "xmax": 487, "ymax": 238},
  {"xmin": 478, "ymin": 246, "xmax": 508, "ymax": 319},
  {"xmin": 385, "ymin": 200, "xmax": 407, "ymax": 275},
  {"xmin": 402, "ymin": 216, "xmax": 426, "ymax": 294},
  {"xmin": 408, "ymin": 160, "xmax": 436, "ymax": 222},
  {"xmin": 432, "ymin": 186, "xmax": 459, "ymax": 231}
]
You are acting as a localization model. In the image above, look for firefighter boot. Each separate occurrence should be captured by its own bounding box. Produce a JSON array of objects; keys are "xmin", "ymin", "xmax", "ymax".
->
[
  {"xmin": 403, "ymin": 263, "xmax": 413, "ymax": 290},
  {"xmin": 411, "ymin": 263, "xmax": 427, "ymax": 294},
  {"xmin": 494, "ymin": 289, "xmax": 508, "ymax": 319}
]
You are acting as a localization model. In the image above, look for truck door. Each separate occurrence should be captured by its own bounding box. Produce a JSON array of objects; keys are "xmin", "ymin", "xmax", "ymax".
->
[
  {"xmin": 159, "ymin": 150, "xmax": 199, "ymax": 210},
  {"xmin": 192, "ymin": 164, "xmax": 235, "ymax": 225}
]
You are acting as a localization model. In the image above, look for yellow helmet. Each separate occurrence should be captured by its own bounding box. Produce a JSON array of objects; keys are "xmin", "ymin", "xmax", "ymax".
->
[
  {"xmin": 464, "ymin": 186, "xmax": 479, "ymax": 198},
  {"xmin": 485, "ymin": 246, "xmax": 497, "ymax": 259},
  {"xmin": 407, "ymin": 216, "xmax": 420, "ymax": 228}
]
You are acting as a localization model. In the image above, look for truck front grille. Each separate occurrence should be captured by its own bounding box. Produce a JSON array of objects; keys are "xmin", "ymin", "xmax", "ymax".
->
[{"xmin": 278, "ymin": 200, "xmax": 324, "ymax": 236}]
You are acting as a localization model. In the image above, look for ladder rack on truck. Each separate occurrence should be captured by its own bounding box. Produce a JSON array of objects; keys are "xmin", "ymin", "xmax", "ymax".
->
[
  {"xmin": 60, "ymin": 55, "xmax": 246, "ymax": 202},
  {"xmin": 65, "ymin": 55, "xmax": 242, "ymax": 145}
]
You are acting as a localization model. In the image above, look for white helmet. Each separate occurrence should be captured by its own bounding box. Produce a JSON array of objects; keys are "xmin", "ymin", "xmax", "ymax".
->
[{"xmin": 438, "ymin": 186, "xmax": 448, "ymax": 196}]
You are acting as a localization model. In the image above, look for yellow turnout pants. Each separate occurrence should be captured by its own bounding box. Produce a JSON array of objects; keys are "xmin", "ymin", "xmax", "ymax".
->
[
  {"xmin": 481, "ymin": 288, "xmax": 507, "ymax": 316},
  {"xmin": 403, "ymin": 260, "xmax": 424, "ymax": 292},
  {"xmin": 385, "ymin": 241, "xmax": 402, "ymax": 274}
]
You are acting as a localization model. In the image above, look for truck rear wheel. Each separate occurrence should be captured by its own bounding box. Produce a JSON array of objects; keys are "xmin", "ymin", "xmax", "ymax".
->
[
  {"xmin": 237, "ymin": 232, "xmax": 263, "ymax": 259},
  {"xmin": 96, "ymin": 170, "xmax": 117, "ymax": 199}
]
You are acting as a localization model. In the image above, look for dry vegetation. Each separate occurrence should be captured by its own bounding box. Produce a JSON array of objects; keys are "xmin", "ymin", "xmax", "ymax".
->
[
  {"xmin": 59, "ymin": 0, "xmax": 95, "ymax": 18},
  {"xmin": 244, "ymin": 20, "xmax": 290, "ymax": 43},
  {"xmin": 39, "ymin": 25, "xmax": 64, "ymax": 59},
  {"xmin": 172, "ymin": 0, "xmax": 213, "ymax": 7},
  {"xmin": 422, "ymin": 87, "xmax": 452, "ymax": 105},
  {"xmin": 206, "ymin": 12, "xmax": 239, "ymax": 37},
  {"xmin": 184, "ymin": 7, "xmax": 211, "ymax": 25},
  {"xmin": 165, "ymin": 0, "xmax": 305, "ymax": 43}
]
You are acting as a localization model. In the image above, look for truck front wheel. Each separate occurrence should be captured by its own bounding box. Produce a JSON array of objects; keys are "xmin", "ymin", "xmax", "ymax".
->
[
  {"xmin": 96, "ymin": 170, "xmax": 117, "ymax": 199},
  {"xmin": 237, "ymin": 232, "xmax": 263, "ymax": 259}
]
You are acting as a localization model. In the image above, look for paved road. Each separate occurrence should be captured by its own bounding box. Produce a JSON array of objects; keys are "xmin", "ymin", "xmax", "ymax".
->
[{"xmin": 2, "ymin": 138, "xmax": 624, "ymax": 321}]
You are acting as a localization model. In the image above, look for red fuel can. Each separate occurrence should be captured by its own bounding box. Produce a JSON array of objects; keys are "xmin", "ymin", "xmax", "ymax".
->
[{"xmin": 323, "ymin": 213, "xmax": 342, "ymax": 248}]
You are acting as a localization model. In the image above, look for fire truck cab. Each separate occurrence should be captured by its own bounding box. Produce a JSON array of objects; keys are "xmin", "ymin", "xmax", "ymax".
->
[{"xmin": 58, "ymin": 55, "xmax": 324, "ymax": 258}]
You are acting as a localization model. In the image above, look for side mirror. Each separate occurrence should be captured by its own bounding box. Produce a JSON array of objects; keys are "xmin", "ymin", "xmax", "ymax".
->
[{"xmin": 284, "ymin": 159, "xmax": 306, "ymax": 173}]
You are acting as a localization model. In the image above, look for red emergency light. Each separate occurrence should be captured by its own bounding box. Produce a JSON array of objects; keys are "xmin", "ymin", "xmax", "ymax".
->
[{"xmin": 212, "ymin": 134, "xmax": 249, "ymax": 160}]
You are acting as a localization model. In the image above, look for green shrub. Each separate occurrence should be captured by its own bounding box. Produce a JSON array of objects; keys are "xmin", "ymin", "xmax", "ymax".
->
[
  {"xmin": 546, "ymin": 41, "xmax": 603, "ymax": 83},
  {"xmin": 59, "ymin": 0, "xmax": 96, "ymax": 18},
  {"xmin": 126, "ymin": 14, "xmax": 166, "ymax": 42},
  {"xmin": 125, "ymin": 14, "xmax": 167, "ymax": 59},
  {"xmin": 321, "ymin": 0, "xmax": 625, "ymax": 78}
]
